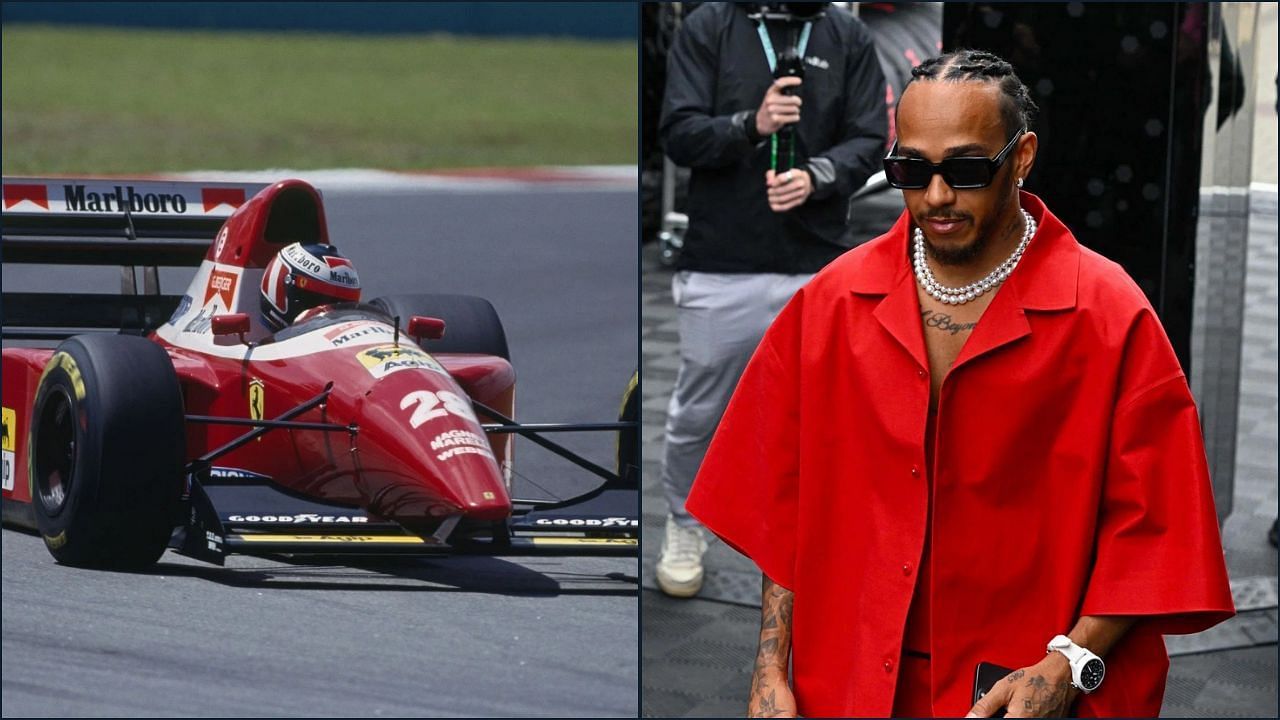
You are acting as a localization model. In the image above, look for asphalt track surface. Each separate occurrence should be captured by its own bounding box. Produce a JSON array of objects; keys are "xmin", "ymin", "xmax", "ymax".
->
[{"xmin": 1, "ymin": 183, "xmax": 640, "ymax": 717}]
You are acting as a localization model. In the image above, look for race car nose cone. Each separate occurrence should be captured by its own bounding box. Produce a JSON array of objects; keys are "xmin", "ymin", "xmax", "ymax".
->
[
  {"xmin": 409, "ymin": 443, "xmax": 511, "ymax": 522},
  {"xmin": 355, "ymin": 369, "xmax": 512, "ymax": 527},
  {"xmin": 458, "ymin": 494, "xmax": 511, "ymax": 521}
]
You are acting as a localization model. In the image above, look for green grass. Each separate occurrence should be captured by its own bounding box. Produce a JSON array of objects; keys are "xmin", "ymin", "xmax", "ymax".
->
[{"xmin": 2, "ymin": 25, "xmax": 636, "ymax": 174}]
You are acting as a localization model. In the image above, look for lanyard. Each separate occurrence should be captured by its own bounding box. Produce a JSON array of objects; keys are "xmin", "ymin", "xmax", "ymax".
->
[
  {"xmin": 756, "ymin": 21, "xmax": 812, "ymax": 170},
  {"xmin": 756, "ymin": 20, "xmax": 812, "ymax": 73}
]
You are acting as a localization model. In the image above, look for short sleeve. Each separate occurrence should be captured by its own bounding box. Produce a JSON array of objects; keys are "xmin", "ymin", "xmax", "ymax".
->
[
  {"xmin": 1079, "ymin": 312, "xmax": 1235, "ymax": 634},
  {"xmin": 685, "ymin": 290, "xmax": 804, "ymax": 590}
]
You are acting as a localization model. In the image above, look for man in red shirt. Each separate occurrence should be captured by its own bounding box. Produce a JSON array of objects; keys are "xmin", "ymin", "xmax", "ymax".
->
[{"xmin": 686, "ymin": 49, "xmax": 1234, "ymax": 718}]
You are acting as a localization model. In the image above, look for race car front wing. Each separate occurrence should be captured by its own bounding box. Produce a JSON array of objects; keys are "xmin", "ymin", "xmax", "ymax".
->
[{"xmin": 170, "ymin": 386, "xmax": 638, "ymax": 565}]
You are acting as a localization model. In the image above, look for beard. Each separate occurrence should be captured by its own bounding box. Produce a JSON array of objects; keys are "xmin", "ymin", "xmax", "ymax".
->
[
  {"xmin": 924, "ymin": 223, "xmax": 986, "ymax": 266},
  {"xmin": 922, "ymin": 186, "xmax": 1017, "ymax": 267}
]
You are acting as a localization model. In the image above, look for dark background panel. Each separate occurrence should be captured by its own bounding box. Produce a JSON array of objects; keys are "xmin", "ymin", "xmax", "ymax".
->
[
  {"xmin": 944, "ymin": 2, "xmax": 1227, "ymax": 373},
  {"xmin": 0, "ymin": 1, "xmax": 637, "ymax": 40}
]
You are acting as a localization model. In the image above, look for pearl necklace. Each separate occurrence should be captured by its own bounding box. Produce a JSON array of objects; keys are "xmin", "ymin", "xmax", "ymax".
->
[{"xmin": 912, "ymin": 208, "xmax": 1036, "ymax": 305}]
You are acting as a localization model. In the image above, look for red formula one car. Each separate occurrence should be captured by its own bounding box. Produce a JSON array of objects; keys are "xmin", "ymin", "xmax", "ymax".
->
[{"xmin": 1, "ymin": 177, "xmax": 638, "ymax": 568}]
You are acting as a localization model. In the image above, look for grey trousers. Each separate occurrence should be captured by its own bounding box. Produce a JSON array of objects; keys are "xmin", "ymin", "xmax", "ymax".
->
[{"xmin": 661, "ymin": 270, "xmax": 812, "ymax": 528}]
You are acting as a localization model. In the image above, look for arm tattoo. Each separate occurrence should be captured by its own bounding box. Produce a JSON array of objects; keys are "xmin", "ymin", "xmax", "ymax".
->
[
  {"xmin": 756, "ymin": 576, "xmax": 794, "ymax": 671},
  {"xmin": 1005, "ymin": 669, "xmax": 1026, "ymax": 683},
  {"xmin": 749, "ymin": 575, "xmax": 794, "ymax": 709}
]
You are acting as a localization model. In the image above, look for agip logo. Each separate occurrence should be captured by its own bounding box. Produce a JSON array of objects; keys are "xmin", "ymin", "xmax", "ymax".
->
[{"xmin": 356, "ymin": 344, "xmax": 447, "ymax": 379}]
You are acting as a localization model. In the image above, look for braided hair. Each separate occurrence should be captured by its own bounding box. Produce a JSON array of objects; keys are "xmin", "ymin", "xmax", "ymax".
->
[{"xmin": 906, "ymin": 49, "xmax": 1038, "ymax": 136}]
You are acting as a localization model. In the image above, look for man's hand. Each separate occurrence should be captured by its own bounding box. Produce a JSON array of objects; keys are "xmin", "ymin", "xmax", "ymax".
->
[
  {"xmin": 749, "ymin": 667, "xmax": 798, "ymax": 718},
  {"xmin": 966, "ymin": 653, "xmax": 1078, "ymax": 718},
  {"xmin": 766, "ymin": 168, "xmax": 813, "ymax": 212},
  {"xmin": 755, "ymin": 76, "xmax": 803, "ymax": 135}
]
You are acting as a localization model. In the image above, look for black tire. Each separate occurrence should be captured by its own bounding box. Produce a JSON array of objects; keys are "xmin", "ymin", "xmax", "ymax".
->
[
  {"xmin": 30, "ymin": 334, "xmax": 185, "ymax": 568},
  {"xmin": 370, "ymin": 294, "xmax": 510, "ymax": 360}
]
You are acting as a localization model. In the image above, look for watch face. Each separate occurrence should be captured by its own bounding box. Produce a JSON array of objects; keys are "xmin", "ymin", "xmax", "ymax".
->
[{"xmin": 1080, "ymin": 658, "xmax": 1105, "ymax": 690}]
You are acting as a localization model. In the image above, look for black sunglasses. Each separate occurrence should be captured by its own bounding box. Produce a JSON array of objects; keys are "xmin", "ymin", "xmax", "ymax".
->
[{"xmin": 883, "ymin": 127, "xmax": 1026, "ymax": 190}]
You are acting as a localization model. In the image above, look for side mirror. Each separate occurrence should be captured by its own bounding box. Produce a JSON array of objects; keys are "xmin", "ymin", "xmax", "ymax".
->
[
  {"xmin": 408, "ymin": 315, "xmax": 446, "ymax": 341},
  {"xmin": 211, "ymin": 313, "xmax": 251, "ymax": 343}
]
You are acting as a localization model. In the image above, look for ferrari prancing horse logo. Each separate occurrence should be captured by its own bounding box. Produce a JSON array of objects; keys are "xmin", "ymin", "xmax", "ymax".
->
[{"xmin": 249, "ymin": 379, "xmax": 265, "ymax": 421}]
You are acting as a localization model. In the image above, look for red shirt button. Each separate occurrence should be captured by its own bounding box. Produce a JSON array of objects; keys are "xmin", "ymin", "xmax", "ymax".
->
[
  {"xmin": 902, "ymin": 562, "xmax": 913, "ymax": 575},
  {"xmin": 883, "ymin": 658, "xmax": 894, "ymax": 672},
  {"xmin": 911, "ymin": 466, "xmax": 920, "ymax": 478},
  {"xmin": 917, "ymin": 369, "xmax": 927, "ymax": 379}
]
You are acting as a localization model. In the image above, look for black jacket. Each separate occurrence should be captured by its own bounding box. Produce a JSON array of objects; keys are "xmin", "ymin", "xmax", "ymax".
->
[{"xmin": 661, "ymin": 3, "xmax": 887, "ymax": 274}]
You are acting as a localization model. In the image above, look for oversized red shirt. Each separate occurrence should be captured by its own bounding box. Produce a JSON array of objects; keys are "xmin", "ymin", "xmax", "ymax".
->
[{"xmin": 686, "ymin": 192, "xmax": 1234, "ymax": 717}]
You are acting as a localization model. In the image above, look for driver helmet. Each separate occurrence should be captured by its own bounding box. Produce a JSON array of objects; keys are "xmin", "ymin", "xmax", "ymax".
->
[{"xmin": 260, "ymin": 242, "xmax": 361, "ymax": 331}]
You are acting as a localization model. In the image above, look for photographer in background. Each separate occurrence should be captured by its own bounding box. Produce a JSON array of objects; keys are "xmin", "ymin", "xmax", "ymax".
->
[{"xmin": 655, "ymin": 1, "xmax": 886, "ymax": 598}]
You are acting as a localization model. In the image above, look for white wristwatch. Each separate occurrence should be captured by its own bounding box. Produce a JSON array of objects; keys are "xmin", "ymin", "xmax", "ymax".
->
[{"xmin": 1046, "ymin": 634, "xmax": 1105, "ymax": 693}]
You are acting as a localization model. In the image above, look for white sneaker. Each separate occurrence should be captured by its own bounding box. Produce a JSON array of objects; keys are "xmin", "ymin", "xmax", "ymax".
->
[{"xmin": 656, "ymin": 514, "xmax": 708, "ymax": 598}]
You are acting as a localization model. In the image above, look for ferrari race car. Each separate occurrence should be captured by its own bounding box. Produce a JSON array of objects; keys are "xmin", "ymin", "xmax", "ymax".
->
[{"xmin": 0, "ymin": 177, "xmax": 638, "ymax": 568}]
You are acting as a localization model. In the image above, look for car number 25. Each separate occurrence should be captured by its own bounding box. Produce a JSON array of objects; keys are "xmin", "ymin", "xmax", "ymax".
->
[{"xmin": 400, "ymin": 390, "xmax": 478, "ymax": 428}]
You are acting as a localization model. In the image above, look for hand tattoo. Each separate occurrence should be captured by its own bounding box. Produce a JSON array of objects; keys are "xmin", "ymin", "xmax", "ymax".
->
[
  {"xmin": 760, "ymin": 690, "xmax": 778, "ymax": 716},
  {"xmin": 1022, "ymin": 673, "xmax": 1073, "ymax": 716}
]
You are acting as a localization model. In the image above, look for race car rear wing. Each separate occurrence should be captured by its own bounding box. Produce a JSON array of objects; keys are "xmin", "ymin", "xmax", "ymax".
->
[{"xmin": 1, "ymin": 177, "xmax": 267, "ymax": 340}]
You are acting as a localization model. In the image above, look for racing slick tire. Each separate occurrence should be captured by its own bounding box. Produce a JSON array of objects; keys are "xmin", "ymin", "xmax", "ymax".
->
[
  {"xmin": 29, "ymin": 334, "xmax": 185, "ymax": 568},
  {"xmin": 371, "ymin": 294, "xmax": 509, "ymax": 360}
]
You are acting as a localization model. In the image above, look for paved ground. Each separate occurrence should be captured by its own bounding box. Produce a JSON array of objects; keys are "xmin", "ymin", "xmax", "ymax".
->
[{"xmin": 639, "ymin": 186, "xmax": 1278, "ymax": 716}]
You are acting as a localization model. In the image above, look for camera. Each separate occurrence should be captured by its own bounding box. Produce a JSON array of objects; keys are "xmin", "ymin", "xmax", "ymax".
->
[
  {"xmin": 745, "ymin": 3, "xmax": 829, "ymax": 23},
  {"xmin": 746, "ymin": 3, "xmax": 828, "ymax": 171}
]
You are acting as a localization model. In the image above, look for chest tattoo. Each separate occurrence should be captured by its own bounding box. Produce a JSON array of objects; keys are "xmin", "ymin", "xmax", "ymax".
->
[{"xmin": 920, "ymin": 309, "xmax": 978, "ymax": 336}]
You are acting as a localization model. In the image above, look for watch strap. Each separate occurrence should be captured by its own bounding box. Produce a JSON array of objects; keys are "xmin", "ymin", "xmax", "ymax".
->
[
  {"xmin": 1048, "ymin": 634, "xmax": 1085, "ymax": 664},
  {"xmin": 1047, "ymin": 634, "xmax": 1103, "ymax": 693}
]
